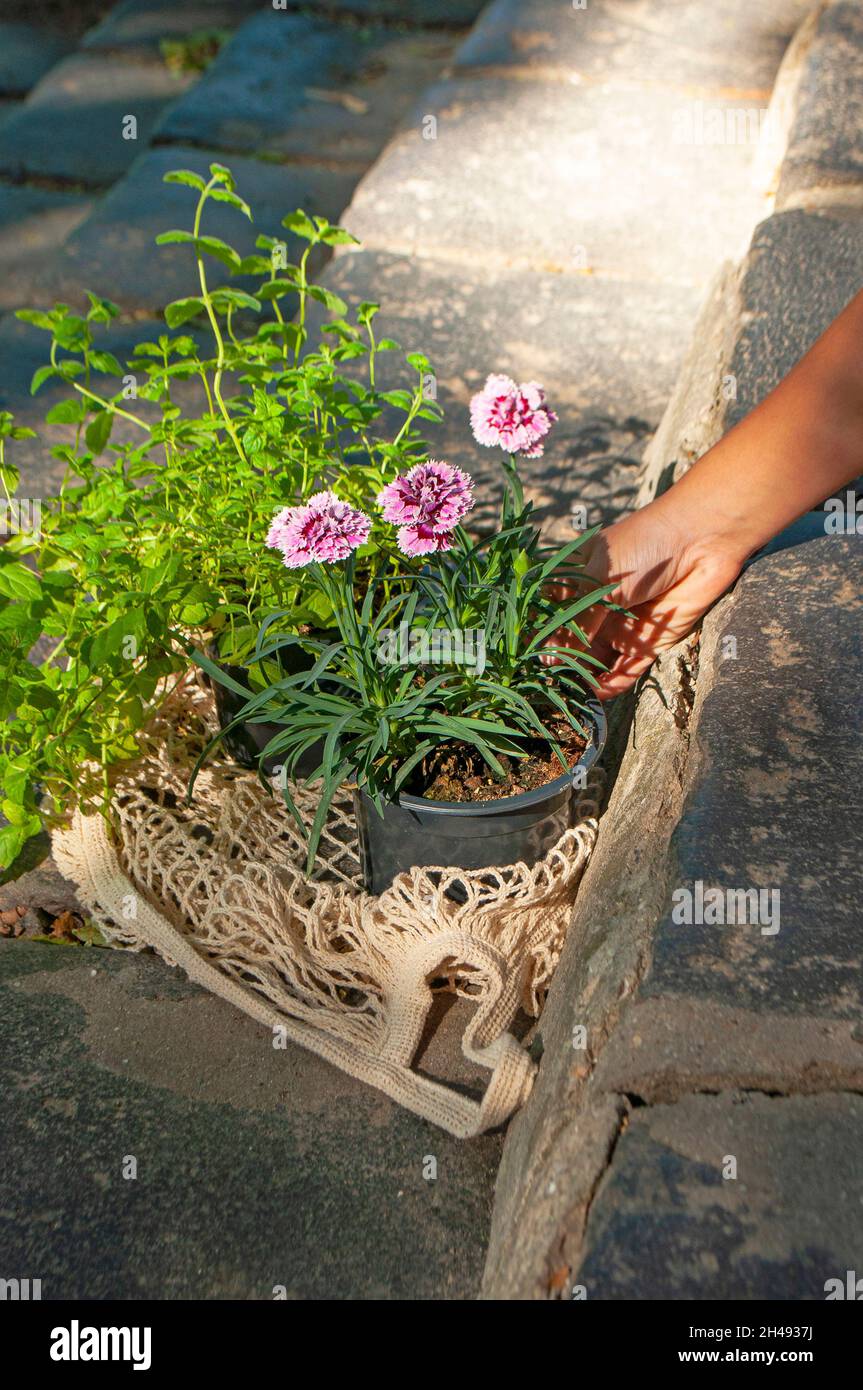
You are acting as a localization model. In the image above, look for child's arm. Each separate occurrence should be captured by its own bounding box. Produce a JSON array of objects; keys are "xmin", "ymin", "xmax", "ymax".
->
[{"xmin": 584, "ymin": 287, "xmax": 863, "ymax": 697}]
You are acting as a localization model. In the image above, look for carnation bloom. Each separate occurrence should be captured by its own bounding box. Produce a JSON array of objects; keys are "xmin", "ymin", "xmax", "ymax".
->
[
  {"xmin": 266, "ymin": 490, "xmax": 371, "ymax": 568},
  {"xmin": 396, "ymin": 523, "xmax": 457, "ymax": 557},
  {"xmin": 377, "ymin": 460, "xmax": 473, "ymax": 558},
  {"xmin": 469, "ymin": 374, "xmax": 558, "ymax": 457},
  {"xmin": 378, "ymin": 459, "xmax": 473, "ymax": 529}
]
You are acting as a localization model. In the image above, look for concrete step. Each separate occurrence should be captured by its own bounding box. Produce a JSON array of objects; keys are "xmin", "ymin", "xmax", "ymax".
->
[
  {"xmin": 153, "ymin": 9, "xmax": 458, "ymax": 170},
  {"xmin": 0, "ymin": 939, "xmax": 499, "ymax": 1299},
  {"xmin": 0, "ymin": 54, "xmax": 196, "ymax": 188}
]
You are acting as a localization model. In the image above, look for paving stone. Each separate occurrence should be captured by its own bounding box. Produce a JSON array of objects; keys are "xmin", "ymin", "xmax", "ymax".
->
[
  {"xmin": 777, "ymin": 0, "xmax": 863, "ymax": 206},
  {"xmin": 0, "ymin": 23, "xmax": 72, "ymax": 96},
  {"xmin": 82, "ymin": 0, "xmax": 264, "ymax": 55},
  {"xmin": 576, "ymin": 1093, "xmax": 863, "ymax": 1300},
  {"xmin": 728, "ymin": 207, "xmax": 863, "ymax": 432},
  {"xmin": 456, "ymin": 0, "xmax": 813, "ymax": 93},
  {"xmin": 294, "ymin": 0, "xmax": 486, "ymax": 24},
  {"xmin": 0, "ymin": 184, "xmax": 94, "ymax": 312},
  {"xmin": 342, "ymin": 76, "xmax": 770, "ymax": 287},
  {"xmin": 0, "ymin": 939, "xmax": 500, "ymax": 1298},
  {"xmin": 47, "ymin": 145, "xmax": 359, "ymax": 314},
  {"xmin": 0, "ymin": 54, "xmax": 196, "ymax": 187},
  {"xmin": 316, "ymin": 248, "xmax": 699, "ymax": 535},
  {"xmin": 156, "ymin": 10, "xmax": 455, "ymax": 168},
  {"xmin": 641, "ymin": 536, "xmax": 863, "ymax": 1018}
]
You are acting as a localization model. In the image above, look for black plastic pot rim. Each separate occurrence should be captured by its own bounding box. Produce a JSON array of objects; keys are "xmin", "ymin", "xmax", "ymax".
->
[{"xmin": 372, "ymin": 699, "xmax": 607, "ymax": 818}]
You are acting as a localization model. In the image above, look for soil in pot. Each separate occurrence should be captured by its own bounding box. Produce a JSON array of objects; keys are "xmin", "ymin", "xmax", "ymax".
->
[{"xmin": 411, "ymin": 720, "xmax": 588, "ymax": 803}]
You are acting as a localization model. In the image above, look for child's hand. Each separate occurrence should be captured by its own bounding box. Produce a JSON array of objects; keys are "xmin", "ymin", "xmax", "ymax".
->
[{"xmin": 581, "ymin": 504, "xmax": 745, "ymax": 697}]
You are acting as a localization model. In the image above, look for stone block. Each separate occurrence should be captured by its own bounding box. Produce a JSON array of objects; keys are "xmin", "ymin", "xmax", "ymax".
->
[
  {"xmin": 777, "ymin": 0, "xmax": 863, "ymax": 207},
  {"xmin": 0, "ymin": 54, "xmax": 195, "ymax": 186},
  {"xmin": 0, "ymin": 22, "xmax": 71, "ymax": 96},
  {"xmin": 156, "ymin": 10, "xmax": 455, "ymax": 168},
  {"xmin": 342, "ymin": 75, "xmax": 771, "ymax": 287},
  {"xmin": 577, "ymin": 1092, "xmax": 863, "ymax": 1300},
  {"xmin": 457, "ymin": 0, "xmax": 813, "ymax": 93}
]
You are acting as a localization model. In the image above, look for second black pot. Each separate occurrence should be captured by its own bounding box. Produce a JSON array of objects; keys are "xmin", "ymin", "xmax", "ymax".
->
[
  {"xmin": 210, "ymin": 639, "xmax": 329, "ymax": 778},
  {"xmin": 354, "ymin": 701, "xmax": 607, "ymax": 895}
]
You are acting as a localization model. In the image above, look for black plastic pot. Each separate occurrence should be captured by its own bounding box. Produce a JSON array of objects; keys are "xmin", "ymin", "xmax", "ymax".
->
[
  {"xmin": 210, "ymin": 639, "xmax": 331, "ymax": 778},
  {"xmin": 354, "ymin": 701, "xmax": 607, "ymax": 895}
]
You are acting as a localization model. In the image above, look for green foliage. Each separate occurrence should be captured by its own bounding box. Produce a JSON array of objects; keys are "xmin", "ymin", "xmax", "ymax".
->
[{"xmin": 0, "ymin": 163, "xmax": 440, "ymax": 867}]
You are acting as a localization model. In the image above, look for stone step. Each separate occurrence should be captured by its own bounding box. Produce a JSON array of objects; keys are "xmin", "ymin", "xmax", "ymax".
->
[
  {"xmin": 576, "ymin": 1092, "xmax": 863, "ymax": 1300},
  {"xmin": 0, "ymin": 22, "xmax": 73, "ymax": 99},
  {"xmin": 154, "ymin": 9, "xmax": 457, "ymax": 170},
  {"xmin": 457, "ymin": 0, "xmax": 814, "ymax": 93},
  {"xmin": 82, "ymin": 0, "xmax": 264, "ymax": 57},
  {"xmin": 340, "ymin": 73, "xmax": 773, "ymax": 287},
  {"xmin": 0, "ymin": 185, "xmax": 94, "ymax": 314},
  {"xmin": 0, "ymin": 54, "xmax": 196, "ymax": 188},
  {"xmin": 776, "ymin": 0, "xmax": 863, "ymax": 208}
]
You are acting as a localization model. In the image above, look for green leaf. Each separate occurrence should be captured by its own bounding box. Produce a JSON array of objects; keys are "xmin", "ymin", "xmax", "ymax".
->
[
  {"xmin": 209, "ymin": 162, "xmax": 235, "ymax": 189},
  {"xmin": 85, "ymin": 410, "xmax": 113, "ymax": 455},
  {"xmin": 209, "ymin": 187, "xmax": 252, "ymax": 218},
  {"xmin": 281, "ymin": 210, "xmax": 317, "ymax": 240},
  {"xmin": 0, "ymin": 562, "xmax": 41, "ymax": 601},
  {"xmin": 30, "ymin": 364, "xmax": 58, "ymax": 394},
  {"xmin": 15, "ymin": 309, "xmax": 54, "ymax": 331},
  {"xmin": 45, "ymin": 399, "xmax": 86, "ymax": 425},
  {"xmin": 164, "ymin": 297, "xmax": 206, "ymax": 328},
  {"xmin": 210, "ymin": 288, "xmax": 262, "ymax": 314},
  {"xmin": 194, "ymin": 235, "xmax": 241, "ymax": 271},
  {"xmin": 155, "ymin": 229, "xmax": 197, "ymax": 246},
  {"xmin": 88, "ymin": 350, "xmax": 122, "ymax": 376},
  {"xmin": 163, "ymin": 169, "xmax": 207, "ymax": 190},
  {"xmin": 0, "ymin": 822, "xmax": 26, "ymax": 869}
]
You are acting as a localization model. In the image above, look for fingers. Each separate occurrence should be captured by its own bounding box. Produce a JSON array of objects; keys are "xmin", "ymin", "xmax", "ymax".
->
[{"xmin": 593, "ymin": 650, "xmax": 657, "ymax": 698}]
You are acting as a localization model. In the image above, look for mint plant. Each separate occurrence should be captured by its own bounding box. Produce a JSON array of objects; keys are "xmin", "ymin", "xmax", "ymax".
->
[{"xmin": 0, "ymin": 162, "xmax": 440, "ymax": 868}]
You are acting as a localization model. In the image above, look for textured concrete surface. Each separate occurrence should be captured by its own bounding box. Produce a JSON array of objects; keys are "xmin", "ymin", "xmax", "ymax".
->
[
  {"xmin": 0, "ymin": 23, "xmax": 72, "ymax": 97},
  {"xmin": 155, "ymin": 11, "xmax": 456, "ymax": 168},
  {"xmin": 457, "ymin": 0, "xmax": 814, "ymax": 90},
  {"xmin": 577, "ymin": 1093, "xmax": 863, "ymax": 1300},
  {"xmin": 0, "ymin": 939, "xmax": 501, "ymax": 1299},
  {"xmin": 0, "ymin": 54, "xmax": 195, "ymax": 187},
  {"xmin": 727, "ymin": 207, "xmax": 863, "ymax": 432},
  {"xmin": 342, "ymin": 74, "xmax": 769, "ymax": 286},
  {"xmin": 644, "ymin": 538, "xmax": 863, "ymax": 1016},
  {"xmin": 777, "ymin": 0, "xmax": 863, "ymax": 206},
  {"xmin": 0, "ymin": 185, "xmax": 94, "ymax": 312}
]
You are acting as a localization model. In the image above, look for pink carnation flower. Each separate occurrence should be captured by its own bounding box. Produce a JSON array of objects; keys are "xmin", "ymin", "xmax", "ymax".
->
[
  {"xmin": 469, "ymin": 374, "xmax": 558, "ymax": 457},
  {"xmin": 377, "ymin": 460, "xmax": 473, "ymax": 530},
  {"xmin": 266, "ymin": 490, "xmax": 371, "ymax": 568},
  {"xmin": 396, "ymin": 523, "xmax": 457, "ymax": 557}
]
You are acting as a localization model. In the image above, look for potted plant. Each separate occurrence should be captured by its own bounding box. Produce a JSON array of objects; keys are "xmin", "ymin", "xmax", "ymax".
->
[
  {"xmin": 0, "ymin": 161, "xmax": 439, "ymax": 869},
  {"xmin": 193, "ymin": 379, "xmax": 613, "ymax": 892}
]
